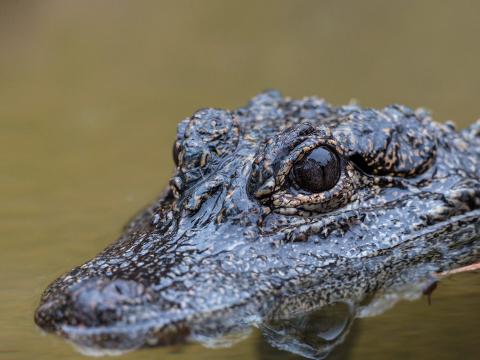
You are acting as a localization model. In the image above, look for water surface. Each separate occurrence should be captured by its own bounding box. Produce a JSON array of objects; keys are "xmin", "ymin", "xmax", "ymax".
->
[{"xmin": 1, "ymin": 1, "xmax": 479, "ymax": 359}]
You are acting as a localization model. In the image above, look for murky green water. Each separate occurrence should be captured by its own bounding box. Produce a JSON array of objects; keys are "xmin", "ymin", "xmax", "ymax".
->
[{"xmin": 1, "ymin": 1, "xmax": 479, "ymax": 359}]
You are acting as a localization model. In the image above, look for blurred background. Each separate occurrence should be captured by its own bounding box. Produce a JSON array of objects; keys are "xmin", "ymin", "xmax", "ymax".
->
[{"xmin": 1, "ymin": 1, "xmax": 479, "ymax": 359}]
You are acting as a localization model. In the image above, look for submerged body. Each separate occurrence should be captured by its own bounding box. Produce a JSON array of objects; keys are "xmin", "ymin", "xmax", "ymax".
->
[{"xmin": 35, "ymin": 91, "xmax": 480, "ymax": 356}]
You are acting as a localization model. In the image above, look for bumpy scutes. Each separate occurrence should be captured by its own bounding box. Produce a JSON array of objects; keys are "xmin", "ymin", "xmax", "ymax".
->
[{"xmin": 35, "ymin": 91, "xmax": 480, "ymax": 356}]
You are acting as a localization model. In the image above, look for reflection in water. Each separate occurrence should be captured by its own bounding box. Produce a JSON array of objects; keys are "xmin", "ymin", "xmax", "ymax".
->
[
  {"xmin": 258, "ymin": 308, "xmax": 362, "ymax": 360},
  {"xmin": 255, "ymin": 280, "xmax": 432, "ymax": 359},
  {"xmin": 63, "ymin": 278, "xmax": 431, "ymax": 359},
  {"xmin": 178, "ymin": 280, "xmax": 433, "ymax": 360},
  {"xmin": 261, "ymin": 301, "xmax": 354, "ymax": 359}
]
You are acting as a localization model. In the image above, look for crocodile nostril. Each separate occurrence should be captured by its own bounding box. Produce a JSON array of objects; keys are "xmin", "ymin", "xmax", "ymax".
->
[
  {"xmin": 66, "ymin": 279, "xmax": 150, "ymax": 326},
  {"xmin": 36, "ymin": 278, "xmax": 152, "ymax": 329},
  {"xmin": 35, "ymin": 298, "xmax": 67, "ymax": 331}
]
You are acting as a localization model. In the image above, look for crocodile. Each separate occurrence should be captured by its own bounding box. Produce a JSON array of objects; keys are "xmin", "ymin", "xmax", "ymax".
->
[{"xmin": 34, "ymin": 91, "xmax": 480, "ymax": 356}]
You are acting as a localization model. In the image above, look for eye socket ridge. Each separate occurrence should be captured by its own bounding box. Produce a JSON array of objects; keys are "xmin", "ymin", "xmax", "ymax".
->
[
  {"xmin": 252, "ymin": 137, "xmax": 345, "ymax": 200},
  {"xmin": 267, "ymin": 142, "xmax": 372, "ymax": 214}
]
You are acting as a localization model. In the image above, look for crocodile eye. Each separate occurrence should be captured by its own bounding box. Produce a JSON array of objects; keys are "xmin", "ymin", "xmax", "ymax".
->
[{"xmin": 292, "ymin": 146, "xmax": 340, "ymax": 193}]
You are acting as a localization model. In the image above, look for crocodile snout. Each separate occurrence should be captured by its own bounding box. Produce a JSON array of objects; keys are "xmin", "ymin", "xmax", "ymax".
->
[{"xmin": 35, "ymin": 278, "xmax": 151, "ymax": 330}]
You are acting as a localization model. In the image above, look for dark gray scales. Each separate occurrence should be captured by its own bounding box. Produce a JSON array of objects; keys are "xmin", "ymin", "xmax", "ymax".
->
[{"xmin": 35, "ymin": 91, "xmax": 480, "ymax": 354}]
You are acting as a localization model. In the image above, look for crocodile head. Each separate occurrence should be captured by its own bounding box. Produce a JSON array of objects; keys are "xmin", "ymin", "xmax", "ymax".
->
[{"xmin": 35, "ymin": 91, "xmax": 480, "ymax": 353}]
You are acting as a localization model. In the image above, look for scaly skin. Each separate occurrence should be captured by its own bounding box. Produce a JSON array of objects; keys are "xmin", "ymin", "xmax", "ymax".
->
[{"xmin": 34, "ymin": 91, "xmax": 480, "ymax": 353}]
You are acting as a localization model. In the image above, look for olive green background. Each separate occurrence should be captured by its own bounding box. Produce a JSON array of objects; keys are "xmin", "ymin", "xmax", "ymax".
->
[{"xmin": 1, "ymin": 1, "xmax": 479, "ymax": 359}]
